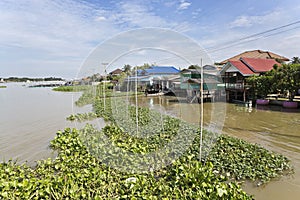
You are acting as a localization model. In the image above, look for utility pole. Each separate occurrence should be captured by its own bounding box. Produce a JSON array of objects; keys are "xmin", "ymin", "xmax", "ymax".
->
[{"xmin": 102, "ymin": 63, "xmax": 109, "ymax": 111}]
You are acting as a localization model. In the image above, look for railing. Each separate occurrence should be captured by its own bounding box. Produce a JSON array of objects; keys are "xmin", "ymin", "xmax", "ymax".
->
[{"xmin": 225, "ymin": 83, "xmax": 244, "ymax": 89}]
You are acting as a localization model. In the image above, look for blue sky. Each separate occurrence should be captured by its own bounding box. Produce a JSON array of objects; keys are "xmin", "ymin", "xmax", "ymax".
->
[{"xmin": 0, "ymin": 0, "xmax": 300, "ymax": 78}]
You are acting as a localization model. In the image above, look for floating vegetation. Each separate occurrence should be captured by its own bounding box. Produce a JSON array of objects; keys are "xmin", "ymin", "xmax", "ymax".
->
[
  {"xmin": 73, "ymin": 84, "xmax": 143, "ymax": 107},
  {"xmin": 92, "ymin": 95, "xmax": 293, "ymax": 180},
  {"xmin": 66, "ymin": 112, "xmax": 98, "ymax": 122},
  {"xmin": 0, "ymin": 85, "xmax": 293, "ymax": 199},
  {"xmin": 0, "ymin": 85, "xmax": 7, "ymax": 88},
  {"xmin": 77, "ymin": 87, "xmax": 293, "ymax": 183},
  {"xmin": 207, "ymin": 135, "xmax": 293, "ymax": 184},
  {"xmin": 52, "ymin": 85, "xmax": 91, "ymax": 92},
  {"xmin": 0, "ymin": 128, "xmax": 253, "ymax": 199}
]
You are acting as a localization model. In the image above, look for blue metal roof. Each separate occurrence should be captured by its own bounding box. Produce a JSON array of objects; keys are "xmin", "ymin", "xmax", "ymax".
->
[{"xmin": 137, "ymin": 66, "xmax": 180, "ymax": 75}]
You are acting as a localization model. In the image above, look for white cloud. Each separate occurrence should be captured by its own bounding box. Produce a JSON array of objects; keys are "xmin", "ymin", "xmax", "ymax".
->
[
  {"xmin": 192, "ymin": 8, "xmax": 202, "ymax": 18},
  {"xmin": 271, "ymin": 31, "xmax": 300, "ymax": 58},
  {"xmin": 95, "ymin": 16, "xmax": 106, "ymax": 21},
  {"xmin": 0, "ymin": 0, "xmax": 114, "ymax": 50},
  {"xmin": 113, "ymin": 2, "xmax": 173, "ymax": 28},
  {"xmin": 178, "ymin": 0, "xmax": 191, "ymax": 10},
  {"xmin": 1, "ymin": 0, "xmax": 299, "ymax": 78},
  {"xmin": 0, "ymin": 0, "xmax": 195, "ymax": 78},
  {"xmin": 230, "ymin": 10, "xmax": 281, "ymax": 28},
  {"xmin": 230, "ymin": 16, "xmax": 252, "ymax": 28},
  {"xmin": 0, "ymin": 0, "xmax": 121, "ymax": 77}
]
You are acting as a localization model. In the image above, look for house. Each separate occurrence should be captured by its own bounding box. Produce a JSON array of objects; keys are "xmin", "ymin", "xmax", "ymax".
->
[
  {"xmin": 179, "ymin": 65, "xmax": 223, "ymax": 102},
  {"xmin": 180, "ymin": 66, "xmax": 219, "ymax": 90},
  {"xmin": 136, "ymin": 66, "xmax": 180, "ymax": 88},
  {"xmin": 152, "ymin": 74, "xmax": 181, "ymax": 91},
  {"xmin": 109, "ymin": 68, "xmax": 123, "ymax": 76},
  {"xmin": 137, "ymin": 66, "xmax": 180, "ymax": 76},
  {"xmin": 219, "ymin": 49, "xmax": 289, "ymax": 65},
  {"xmin": 220, "ymin": 57, "xmax": 281, "ymax": 102},
  {"xmin": 121, "ymin": 66, "xmax": 180, "ymax": 93}
]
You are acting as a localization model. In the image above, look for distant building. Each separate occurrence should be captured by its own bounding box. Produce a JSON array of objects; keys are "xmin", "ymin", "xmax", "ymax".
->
[
  {"xmin": 179, "ymin": 65, "xmax": 223, "ymax": 102},
  {"xmin": 180, "ymin": 65, "xmax": 220, "ymax": 91},
  {"xmin": 122, "ymin": 66, "xmax": 180, "ymax": 92},
  {"xmin": 142, "ymin": 66, "xmax": 180, "ymax": 91},
  {"xmin": 136, "ymin": 66, "xmax": 180, "ymax": 76},
  {"xmin": 109, "ymin": 68, "xmax": 123, "ymax": 76}
]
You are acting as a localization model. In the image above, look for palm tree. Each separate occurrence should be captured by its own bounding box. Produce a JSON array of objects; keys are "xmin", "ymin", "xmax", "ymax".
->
[
  {"xmin": 291, "ymin": 57, "xmax": 300, "ymax": 64},
  {"xmin": 123, "ymin": 64, "xmax": 132, "ymax": 75}
]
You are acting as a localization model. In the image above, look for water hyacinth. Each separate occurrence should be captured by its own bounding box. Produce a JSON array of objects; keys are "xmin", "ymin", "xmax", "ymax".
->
[{"xmin": 0, "ymin": 86, "xmax": 293, "ymax": 199}]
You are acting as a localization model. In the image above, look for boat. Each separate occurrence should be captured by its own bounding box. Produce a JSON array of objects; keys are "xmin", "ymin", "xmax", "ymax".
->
[
  {"xmin": 256, "ymin": 99, "xmax": 269, "ymax": 105},
  {"xmin": 283, "ymin": 101, "xmax": 298, "ymax": 109}
]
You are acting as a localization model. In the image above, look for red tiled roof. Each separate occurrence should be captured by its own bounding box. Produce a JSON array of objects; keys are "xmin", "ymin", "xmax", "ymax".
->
[
  {"xmin": 219, "ymin": 49, "xmax": 289, "ymax": 64},
  {"xmin": 225, "ymin": 57, "xmax": 280, "ymax": 76},
  {"xmin": 229, "ymin": 60, "xmax": 255, "ymax": 76},
  {"xmin": 241, "ymin": 57, "xmax": 280, "ymax": 73}
]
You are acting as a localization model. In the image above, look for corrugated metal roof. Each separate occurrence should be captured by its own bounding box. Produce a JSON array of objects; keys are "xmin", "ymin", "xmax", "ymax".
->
[{"xmin": 137, "ymin": 66, "xmax": 180, "ymax": 75}]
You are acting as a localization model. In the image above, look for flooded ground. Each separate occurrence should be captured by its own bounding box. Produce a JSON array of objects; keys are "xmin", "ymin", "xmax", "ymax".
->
[
  {"xmin": 0, "ymin": 83, "xmax": 93, "ymax": 165},
  {"xmin": 139, "ymin": 96, "xmax": 300, "ymax": 200},
  {"xmin": 1, "ymin": 85, "xmax": 299, "ymax": 199},
  {"xmin": 223, "ymin": 104, "xmax": 300, "ymax": 200}
]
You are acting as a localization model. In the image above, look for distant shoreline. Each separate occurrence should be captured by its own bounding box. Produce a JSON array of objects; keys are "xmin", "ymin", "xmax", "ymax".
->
[{"xmin": 0, "ymin": 77, "xmax": 64, "ymax": 83}]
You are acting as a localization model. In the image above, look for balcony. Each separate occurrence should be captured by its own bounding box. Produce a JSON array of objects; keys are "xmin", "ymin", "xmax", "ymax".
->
[{"xmin": 225, "ymin": 83, "xmax": 243, "ymax": 89}]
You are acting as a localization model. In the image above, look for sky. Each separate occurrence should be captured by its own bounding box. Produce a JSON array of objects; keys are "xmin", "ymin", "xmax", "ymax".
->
[{"xmin": 0, "ymin": 0, "xmax": 300, "ymax": 79}]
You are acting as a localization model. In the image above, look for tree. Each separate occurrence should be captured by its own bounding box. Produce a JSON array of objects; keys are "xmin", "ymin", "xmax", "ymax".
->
[
  {"xmin": 247, "ymin": 75, "xmax": 273, "ymax": 99},
  {"xmin": 123, "ymin": 64, "xmax": 132, "ymax": 75},
  {"xmin": 140, "ymin": 63, "xmax": 151, "ymax": 69},
  {"xmin": 252, "ymin": 63, "xmax": 300, "ymax": 101},
  {"xmin": 131, "ymin": 63, "xmax": 153, "ymax": 73},
  {"xmin": 291, "ymin": 57, "xmax": 300, "ymax": 64},
  {"xmin": 282, "ymin": 63, "xmax": 300, "ymax": 100},
  {"xmin": 188, "ymin": 65, "xmax": 201, "ymax": 69}
]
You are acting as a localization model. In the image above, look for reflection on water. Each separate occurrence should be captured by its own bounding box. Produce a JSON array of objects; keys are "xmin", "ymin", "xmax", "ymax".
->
[{"xmin": 141, "ymin": 96, "xmax": 300, "ymax": 200}]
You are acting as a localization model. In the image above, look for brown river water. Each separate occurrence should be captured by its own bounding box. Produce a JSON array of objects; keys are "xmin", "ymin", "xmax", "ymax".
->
[
  {"xmin": 0, "ymin": 85, "xmax": 299, "ymax": 199},
  {"xmin": 0, "ymin": 83, "xmax": 95, "ymax": 164},
  {"xmin": 137, "ymin": 96, "xmax": 300, "ymax": 200}
]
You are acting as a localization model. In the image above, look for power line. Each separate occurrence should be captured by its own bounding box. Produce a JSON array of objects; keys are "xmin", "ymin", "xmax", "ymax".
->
[
  {"xmin": 206, "ymin": 20, "xmax": 300, "ymax": 51},
  {"xmin": 152, "ymin": 20, "xmax": 300, "ymax": 64},
  {"xmin": 208, "ymin": 25, "xmax": 300, "ymax": 54}
]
